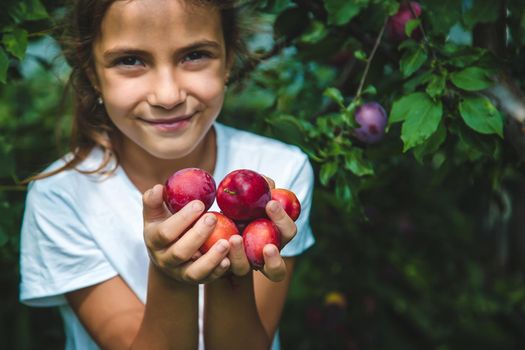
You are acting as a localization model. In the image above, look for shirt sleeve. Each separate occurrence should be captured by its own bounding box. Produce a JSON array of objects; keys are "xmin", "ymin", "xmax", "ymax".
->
[
  {"xmin": 280, "ymin": 154, "xmax": 315, "ymax": 257},
  {"xmin": 19, "ymin": 180, "xmax": 118, "ymax": 307}
]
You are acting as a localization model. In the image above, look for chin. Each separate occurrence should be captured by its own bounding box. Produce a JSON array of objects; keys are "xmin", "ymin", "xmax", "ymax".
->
[{"xmin": 150, "ymin": 144, "xmax": 196, "ymax": 160}]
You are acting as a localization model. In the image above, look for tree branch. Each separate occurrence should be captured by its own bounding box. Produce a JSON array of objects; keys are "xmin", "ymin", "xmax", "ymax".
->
[{"xmin": 355, "ymin": 17, "xmax": 388, "ymax": 100}]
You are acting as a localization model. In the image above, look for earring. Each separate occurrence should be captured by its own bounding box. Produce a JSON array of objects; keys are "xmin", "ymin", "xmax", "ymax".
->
[{"xmin": 97, "ymin": 96, "xmax": 104, "ymax": 105}]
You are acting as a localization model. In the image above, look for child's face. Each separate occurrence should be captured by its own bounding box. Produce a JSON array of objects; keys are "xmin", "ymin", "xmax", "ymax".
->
[{"xmin": 92, "ymin": 0, "xmax": 229, "ymax": 160}]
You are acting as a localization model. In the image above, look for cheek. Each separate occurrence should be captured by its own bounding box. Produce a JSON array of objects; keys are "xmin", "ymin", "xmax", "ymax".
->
[
  {"xmin": 102, "ymin": 77, "xmax": 148, "ymax": 120},
  {"xmin": 188, "ymin": 70, "xmax": 226, "ymax": 103},
  {"xmin": 103, "ymin": 77, "xmax": 145, "ymax": 106}
]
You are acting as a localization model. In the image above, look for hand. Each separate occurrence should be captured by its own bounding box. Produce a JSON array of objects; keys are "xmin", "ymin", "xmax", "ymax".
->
[
  {"xmin": 227, "ymin": 176, "xmax": 298, "ymax": 282},
  {"xmin": 142, "ymin": 184, "xmax": 232, "ymax": 284}
]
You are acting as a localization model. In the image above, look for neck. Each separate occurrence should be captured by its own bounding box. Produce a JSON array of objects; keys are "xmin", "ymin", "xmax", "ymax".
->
[{"xmin": 116, "ymin": 127, "xmax": 217, "ymax": 194}]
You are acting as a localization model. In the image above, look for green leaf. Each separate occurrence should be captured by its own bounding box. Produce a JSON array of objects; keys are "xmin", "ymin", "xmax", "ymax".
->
[
  {"xmin": 354, "ymin": 50, "xmax": 367, "ymax": 61},
  {"xmin": 299, "ymin": 20, "xmax": 328, "ymax": 44},
  {"xmin": 413, "ymin": 122, "xmax": 447, "ymax": 163},
  {"xmin": 324, "ymin": 0, "xmax": 367, "ymax": 26},
  {"xmin": 383, "ymin": 1, "xmax": 400, "ymax": 16},
  {"xmin": 426, "ymin": 74, "xmax": 447, "ymax": 98},
  {"xmin": 398, "ymin": 39, "xmax": 418, "ymax": 51},
  {"xmin": 405, "ymin": 19, "xmax": 421, "ymax": 37},
  {"xmin": 266, "ymin": 114, "xmax": 312, "ymax": 148},
  {"xmin": 396, "ymin": 93, "xmax": 443, "ymax": 151},
  {"xmin": 335, "ymin": 176, "xmax": 353, "ymax": 203},
  {"xmin": 459, "ymin": 96, "xmax": 504, "ymax": 137},
  {"xmin": 2, "ymin": 28, "xmax": 28, "ymax": 60},
  {"xmin": 390, "ymin": 92, "xmax": 427, "ymax": 124},
  {"xmin": 269, "ymin": 0, "xmax": 294, "ymax": 12},
  {"xmin": 320, "ymin": 161, "xmax": 338, "ymax": 186},
  {"xmin": 450, "ymin": 67, "xmax": 494, "ymax": 91},
  {"xmin": 455, "ymin": 123, "xmax": 500, "ymax": 161},
  {"xmin": 324, "ymin": 87, "xmax": 345, "ymax": 108},
  {"xmin": 0, "ymin": 48, "xmax": 8, "ymax": 83},
  {"xmin": 403, "ymin": 70, "xmax": 433, "ymax": 93},
  {"xmin": 447, "ymin": 52, "xmax": 485, "ymax": 68},
  {"xmin": 8, "ymin": 0, "xmax": 49, "ymax": 21},
  {"xmin": 425, "ymin": 0, "xmax": 462, "ymax": 34},
  {"xmin": 362, "ymin": 85, "xmax": 377, "ymax": 96},
  {"xmin": 344, "ymin": 149, "xmax": 374, "ymax": 177},
  {"xmin": 400, "ymin": 46, "xmax": 428, "ymax": 77}
]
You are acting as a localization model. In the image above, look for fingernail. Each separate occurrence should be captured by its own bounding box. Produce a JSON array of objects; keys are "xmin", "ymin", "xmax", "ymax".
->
[
  {"xmin": 220, "ymin": 258, "xmax": 230, "ymax": 269},
  {"xmin": 269, "ymin": 201, "xmax": 280, "ymax": 213},
  {"xmin": 265, "ymin": 244, "xmax": 278, "ymax": 257},
  {"xmin": 205, "ymin": 214, "xmax": 217, "ymax": 226},
  {"xmin": 215, "ymin": 240, "xmax": 228, "ymax": 253},
  {"xmin": 192, "ymin": 201, "xmax": 204, "ymax": 211},
  {"xmin": 231, "ymin": 235, "xmax": 242, "ymax": 248}
]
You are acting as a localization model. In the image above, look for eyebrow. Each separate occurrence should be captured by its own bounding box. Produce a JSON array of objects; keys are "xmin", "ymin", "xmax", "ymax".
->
[{"xmin": 102, "ymin": 40, "xmax": 223, "ymax": 60}]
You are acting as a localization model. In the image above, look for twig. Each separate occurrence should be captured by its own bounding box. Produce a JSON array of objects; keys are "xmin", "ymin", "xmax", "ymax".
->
[
  {"xmin": 405, "ymin": 0, "xmax": 436, "ymax": 60},
  {"xmin": 355, "ymin": 17, "xmax": 388, "ymax": 100}
]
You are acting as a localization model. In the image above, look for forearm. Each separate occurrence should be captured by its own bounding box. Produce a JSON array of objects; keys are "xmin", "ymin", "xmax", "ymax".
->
[
  {"xmin": 204, "ymin": 273, "xmax": 271, "ymax": 350},
  {"xmin": 131, "ymin": 264, "xmax": 199, "ymax": 350}
]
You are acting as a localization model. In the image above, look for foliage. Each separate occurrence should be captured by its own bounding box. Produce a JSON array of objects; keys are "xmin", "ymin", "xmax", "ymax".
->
[{"xmin": 2, "ymin": 0, "xmax": 525, "ymax": 349}]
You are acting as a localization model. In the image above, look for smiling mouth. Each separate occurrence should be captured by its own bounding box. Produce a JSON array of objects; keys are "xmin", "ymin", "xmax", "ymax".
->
[{"xmin": 140, "ymin": 113, "xmax": 195, "ymax": 124}]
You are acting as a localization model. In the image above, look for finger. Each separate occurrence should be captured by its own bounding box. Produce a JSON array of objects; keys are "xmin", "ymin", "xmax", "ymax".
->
[
  {"xmin": 168, "ymin": 212, "xmax": 217, "ymax": 259},
  {"xmin": 190, "ymin": 251, "xmax": 203, "ymax": 262},
  {"xmin": 266, "ymin": 200, "xmax": 297, "ymax": 246},
  {"xmin": 204, "ymin": 257, "xmax": 231, "ymax": 282},
  {"xmin": 182, "ymin": 239, "xmax": 230, "ymax": 283},
  {"xmin": 261, "ymin": 244, "xmax": 287, "ymax": 282},
  {"xmin": 228, "ymin": 235, "xmax": 250, "ymax": 276},
  {"xmin": 262, "ymin": 175, "xmax": 275, "ymax": 190},
  {"xmin": 146, "ymin": 200, "xmax": 205, "ymax": 250},
  {"xmin": 142, "ymin": 184, "xmax": 171, "ymax": 223}
]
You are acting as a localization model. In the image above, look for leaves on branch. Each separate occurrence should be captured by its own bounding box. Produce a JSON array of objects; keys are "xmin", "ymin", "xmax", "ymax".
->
[
  {"xmin": 459, "ymin": 96, "xmax": 504, "ymax": 138},
  {"xmin": 390, "ymin": 92, "xmax": 443, "ymax": 152},
  {"xmin": 400, "ymin": 44, "xmax": 428, "ymax": 77},
  {"xmin": 450, "ymin": 67, "xmax": 494, "ymax": 91}
]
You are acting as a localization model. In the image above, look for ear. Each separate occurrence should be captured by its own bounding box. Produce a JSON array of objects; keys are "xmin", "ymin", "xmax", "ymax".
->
[
  {"xmin": 224, "ymin": 53, "xmax": 235, "ymax": 83},
  {"xmin": 86, "ymin": 66, "xmax": 101, "ymax": 93}
]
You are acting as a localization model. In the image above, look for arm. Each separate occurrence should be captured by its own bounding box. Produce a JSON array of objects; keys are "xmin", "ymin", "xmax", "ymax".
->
[
  {"xmin": 67, "ymin": 185, "xmax": 232, "ymax": 350},
  {"xmin": 204, "ymin": 199, "xmax": 298, "ymax": 350},
  {"xmin": 253, "ymin": 257, "xmax": 295, "ymax": 338},
  {"xmin": 203, "ymin": 258, "xmax": 295, "ymax": 350},
  {"xmin": 66, "ymin": 266, "xmax": 198, "ymax": 350}
]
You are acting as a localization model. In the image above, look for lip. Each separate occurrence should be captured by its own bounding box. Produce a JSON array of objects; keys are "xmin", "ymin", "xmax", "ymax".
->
[{"xmin": 140, "ymin": 113, "xmax": 195, "ymax": 132}]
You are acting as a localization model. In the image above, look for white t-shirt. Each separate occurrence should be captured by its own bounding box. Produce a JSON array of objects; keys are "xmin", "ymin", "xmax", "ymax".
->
[{"xmin": 19, "ymin": 122, "xmax": 315, "ymax": 350}]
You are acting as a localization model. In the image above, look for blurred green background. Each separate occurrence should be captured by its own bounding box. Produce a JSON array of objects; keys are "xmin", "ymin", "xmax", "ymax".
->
[{"xmin": 2, "ymin": 0, "xmax": 525, "ymax": 349}]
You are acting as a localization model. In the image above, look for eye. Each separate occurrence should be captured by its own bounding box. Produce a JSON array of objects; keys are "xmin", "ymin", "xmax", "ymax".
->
[
  {"xmin": 182, "ymin": 50, "xmax": 212, "ymax": 62},
  {"xmin": 114, "ymin": 56, "xmax": 144, "ymax": 67}
]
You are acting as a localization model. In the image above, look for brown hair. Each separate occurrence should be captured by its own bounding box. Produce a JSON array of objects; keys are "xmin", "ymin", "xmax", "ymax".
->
[{"xmin": 27, "ymin": 0, "xmax": 249, "ymax": 182}]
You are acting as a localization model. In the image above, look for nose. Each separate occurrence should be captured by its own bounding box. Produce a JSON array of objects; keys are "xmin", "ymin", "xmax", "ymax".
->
[{"xmin": 147, "ymin": 69, "xmax": 186, "ymax": 109}]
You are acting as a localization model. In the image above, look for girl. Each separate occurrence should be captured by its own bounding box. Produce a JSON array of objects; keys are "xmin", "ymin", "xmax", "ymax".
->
[{"xmin": 19, "ymin": 0, "xmax": 314, "ymax": 349}]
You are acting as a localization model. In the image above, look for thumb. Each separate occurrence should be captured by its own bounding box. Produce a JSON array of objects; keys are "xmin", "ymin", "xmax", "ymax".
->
[
  {"xmin": 262, "ymin": 175, "xmax": 275, "ymax": 190},
  {"xmin": 142, "ymin": 184, "xmax": 171, "ymax": 223}
]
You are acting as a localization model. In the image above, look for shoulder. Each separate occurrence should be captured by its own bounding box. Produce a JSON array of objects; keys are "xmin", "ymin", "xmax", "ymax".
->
[
  {"xmin": 215, "ymin": 122, "xmax": 309, "ymax": 166},
  {"xmin": 27, "ymin": 148, "xmax": 115, "ymax": 203}
]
